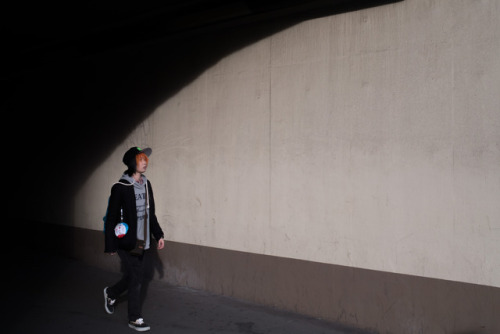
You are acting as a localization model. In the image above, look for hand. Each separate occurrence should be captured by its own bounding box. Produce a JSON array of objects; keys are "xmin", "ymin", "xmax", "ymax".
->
[
  {"xmin": 106, "ymin": 252, "xmax": 117, "ymax": 256},
  {"xmin": 157, "ymin": 238, "xmax": 165, "ymax": 250}
]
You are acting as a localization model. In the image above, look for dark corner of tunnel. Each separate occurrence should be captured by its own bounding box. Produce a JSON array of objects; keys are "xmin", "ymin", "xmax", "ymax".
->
[{"xmin": 4, "ymin": 0, "xmax": 403, "ymax": 255}]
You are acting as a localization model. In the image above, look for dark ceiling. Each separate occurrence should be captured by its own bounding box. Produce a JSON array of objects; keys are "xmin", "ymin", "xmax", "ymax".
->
[{"xmin": 2, "ymin": 0, "xmax": 401, "ymax": 78}]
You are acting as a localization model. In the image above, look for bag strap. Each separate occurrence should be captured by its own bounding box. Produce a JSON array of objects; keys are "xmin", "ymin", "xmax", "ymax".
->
[{"xmin": 114, "ymin": 180, "xmax": 133, "ymax": 222}]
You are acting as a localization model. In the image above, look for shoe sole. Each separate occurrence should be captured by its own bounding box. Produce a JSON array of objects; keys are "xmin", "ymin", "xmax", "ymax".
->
[
  {"xmin": 128, "ymin": 324, "xmax": 151, "ymax": 331},
  {"xmin": 104, "ymin": 287, "xmax": 114, "ymax": 314}
]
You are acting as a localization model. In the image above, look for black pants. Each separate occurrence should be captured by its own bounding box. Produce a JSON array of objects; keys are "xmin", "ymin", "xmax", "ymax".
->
[{"xmin": 107, "ymin": 249, "xmax": 147, "ymax": 321}]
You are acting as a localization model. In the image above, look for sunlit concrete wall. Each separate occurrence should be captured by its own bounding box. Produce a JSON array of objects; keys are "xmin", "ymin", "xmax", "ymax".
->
[{"xmin": 76, "ymin": 0, "xmax": 500, "ymax": 290}]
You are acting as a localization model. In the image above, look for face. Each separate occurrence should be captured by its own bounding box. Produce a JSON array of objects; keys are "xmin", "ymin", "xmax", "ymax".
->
[{"xmin": 135, "ymin": 153, "xmax": 149, "ymax": 174}]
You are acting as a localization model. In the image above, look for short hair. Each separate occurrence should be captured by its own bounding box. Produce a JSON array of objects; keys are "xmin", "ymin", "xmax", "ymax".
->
[{"xmin": 136, "ymin": 152, "xmax": 149, "ymax": 166}]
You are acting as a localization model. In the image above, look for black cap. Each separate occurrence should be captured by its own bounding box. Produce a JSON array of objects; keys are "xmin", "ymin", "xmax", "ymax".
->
[{"xmin": 122, "ymin": 147, "xmax": 152, "ymax": 169}]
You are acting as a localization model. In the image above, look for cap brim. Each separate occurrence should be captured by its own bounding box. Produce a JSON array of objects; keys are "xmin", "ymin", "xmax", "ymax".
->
[{"xmin": 141, "ymin": 148, "xmax": 152, "ymax": 157}]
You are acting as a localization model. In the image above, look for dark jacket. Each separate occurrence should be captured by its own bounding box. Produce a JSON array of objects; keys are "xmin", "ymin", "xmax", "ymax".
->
[{"xmin": 104, "ymin": 179, "xmax": 164, "ymax": 253}]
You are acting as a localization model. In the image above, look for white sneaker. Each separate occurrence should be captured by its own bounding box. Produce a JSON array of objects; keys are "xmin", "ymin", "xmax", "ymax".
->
[
  {"xmin": 128, "ymin": 318, "xmax": 151, "ymax": 331},
  {"xmin": 103, "ymin": 287, "xmax": 115, "ymax": 314}
]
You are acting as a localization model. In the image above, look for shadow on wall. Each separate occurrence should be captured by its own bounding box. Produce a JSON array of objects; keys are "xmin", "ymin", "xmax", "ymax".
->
[
  {"xmin": 5, "ymin": 18, "xmax": 293, "ymax": 226},
  {"xmin": 4, "ymin": 0, "xmax": 401, "ymax": 227}
]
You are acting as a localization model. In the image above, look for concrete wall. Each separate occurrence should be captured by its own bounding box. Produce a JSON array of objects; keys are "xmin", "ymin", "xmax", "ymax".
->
[{"xmin": 69, "ymin": 0, "xmax": 500, "ymax": 332}]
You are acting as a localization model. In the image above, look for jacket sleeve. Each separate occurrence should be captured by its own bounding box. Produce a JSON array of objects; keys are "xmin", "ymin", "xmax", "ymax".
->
[
  {"xmin": 104, "ymin": 184, "xmax": 122, "ymax": 253},
  {"xmin": 148, "ymin": 180, "xmax": 164, "ymax": 241}
]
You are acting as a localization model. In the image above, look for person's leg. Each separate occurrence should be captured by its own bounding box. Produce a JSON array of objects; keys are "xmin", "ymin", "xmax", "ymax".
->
[
  {"xmin": 106, "ymin": 250, "xmax": 131, "ymax": 299},
  {"xmin": 115, "ymin": 249, "xmax": 145, "ymax": 322},
  {"xmin": 104, "ymin": 250, "xmax": 131, "ymax": 314},
  {"xmin": 106, "ymin": 249, "xmax": 151, "ymax": 331},
  {"xmin": 124, "ymin": 250, "xmax": 152, "ymax": 331}
]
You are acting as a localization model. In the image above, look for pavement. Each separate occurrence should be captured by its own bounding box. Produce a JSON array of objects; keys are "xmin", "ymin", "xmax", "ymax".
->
[{"xmin": 6, "ymin": 251, "xmax": 369, "ymax": 334}]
